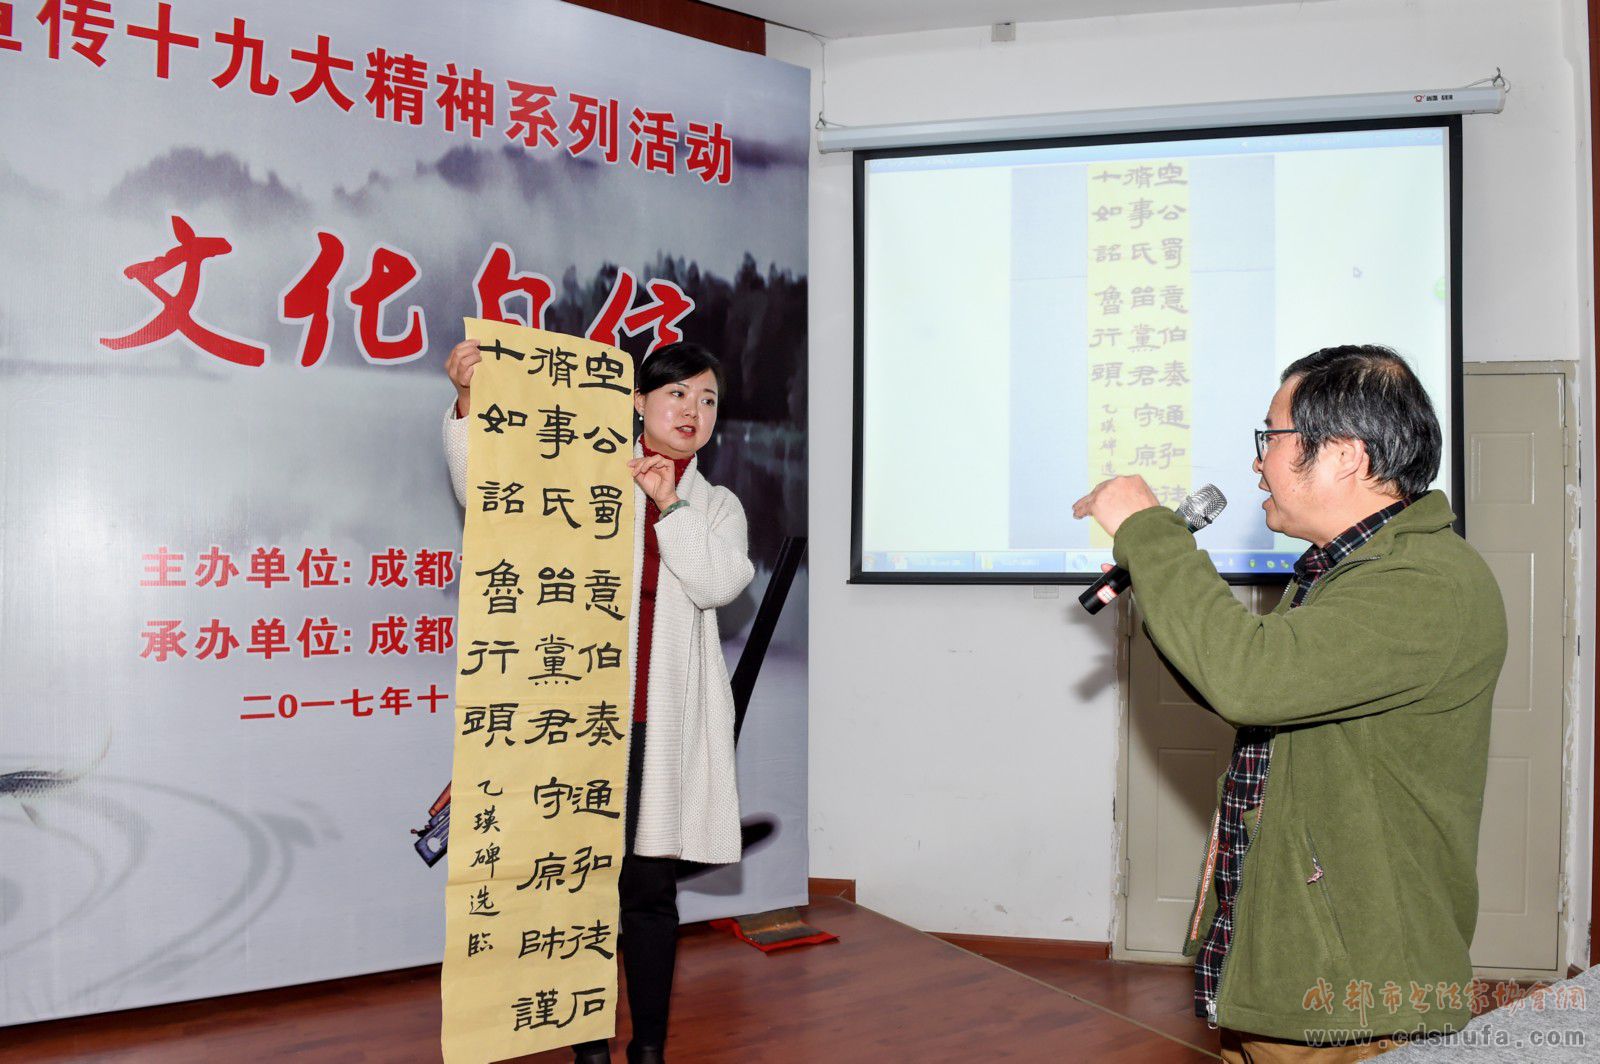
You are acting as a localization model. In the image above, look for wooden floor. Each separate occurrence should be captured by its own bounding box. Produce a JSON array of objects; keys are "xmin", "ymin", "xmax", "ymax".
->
[
  {"xmin": 954, "ymin": 942, "xmax": 1220, "ymax": 1054},
  {"xmin": 2, "ymin": 895, "xmax": 1220, "ymax": 1062}
]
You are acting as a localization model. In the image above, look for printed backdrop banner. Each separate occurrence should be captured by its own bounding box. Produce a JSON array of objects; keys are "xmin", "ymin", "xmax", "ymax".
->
[{"xmin": 0, "ymin": 0, "xmax": 809, "ymax": 1026}]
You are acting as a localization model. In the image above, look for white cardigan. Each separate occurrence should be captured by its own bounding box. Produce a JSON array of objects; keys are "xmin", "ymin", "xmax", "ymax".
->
[{"xmin": 444, "ymin": 403, "xmax": 754, "ymax": 864}]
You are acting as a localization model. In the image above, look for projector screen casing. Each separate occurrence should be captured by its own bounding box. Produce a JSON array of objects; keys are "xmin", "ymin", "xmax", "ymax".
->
[{"xmin": 850, "ymin": 116, "xmax": 1464, "ymax": 585}]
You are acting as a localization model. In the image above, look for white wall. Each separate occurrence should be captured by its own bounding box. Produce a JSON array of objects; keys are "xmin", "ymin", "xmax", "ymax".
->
[{"xmin": 770, "ymin": 0, "xmax": 1595, "ymax": 967}]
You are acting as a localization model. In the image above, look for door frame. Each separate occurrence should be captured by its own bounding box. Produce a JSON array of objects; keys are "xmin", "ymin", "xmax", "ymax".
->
[
  {"xmin": 1464, "ymin": 362, "xmax": 1580, "ymax": 981},
  {"xmin": 1587, "ymin": 0, "xmax": 1599, "ymax": 971},
  {"xmin": 1111, "ymin": 364, "xmax": 1579, "ymax": 980}
]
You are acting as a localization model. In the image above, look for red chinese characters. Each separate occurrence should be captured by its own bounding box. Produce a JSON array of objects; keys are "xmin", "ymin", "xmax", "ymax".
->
[
  {"xmin": 296, "ymin": 547, "xmax": 345, "ymax": 588},
  {"xmin": 212, "ymin": 17, "xmax": 278, "ymax": 95},
  {"xmin": 137, "ymin": 543, "xmax": 461, "ymax": 732},
  {"xmin": 248, "ymin": 618, "xmax": 291, "ymax": 659},
  {"xmin": 684, "ymin": 121, "xmax": 733, "ymax": 185},
  {"xmin": 240, "ymin": 684, "xmax": 449, "ymax": 721},
  {"xmin": 140, "ymin": 547, "xmax": 186, "ymax": 587},
  {"xmin": 413, "ymin": 549, "xmax": 456, "ymax": 588},
  {"xmin": 194, "ymin": 619, "xmax": 240, "ymax": 660},
  {"xmin": 585, "ymin": 269, "xmax": 693, "ymax": 353},
  {"xmin": 280, "ymin": 231, "xmax": 346, "ymax": 368},
  {"xmin": 627, "ymin": 108, "xmax": 677, "ymax": 175},
  {"xmin": 415, "ymin": 616, "xmax": 455, "ymax": 655},
  {"xmin": 436, "ymin": 61, "xmax": 494, "ymax": 137},
  {"xmin": 194, "ymin": 546, "xmax": 239, "ymax": 588},
  {"xmin": 368, "ymin": 548, "xmax": 409, "ymax": 588},
  {"xmin": 474, "ymin": 243, "xmax": 554, "ymax": 329},
  {"xmin": 110, "ymin": 227, "xmax": 698, "ymax": 367},
  {"xmin": 248, "ymin": 547, "xmax": 290, "ymax": 588},
  {"xmin": 288, "ymin": 32, "xmax": 355, "ymax": 112},
  {"xmin": 140, "ymin": 620, "xmax": 187, "ymax": 662},
  {"xmin": 585, "ymin": 269, "xmax": 638, "ymax": 347},
  {"xmin": 125, "ymin": 2, "xmax": 198, "ymax": 80},
  {"xmin": 622, "ymin": 279, "xmax": 693, "ymax": 352},
  {"xmin": 505, "ymin": 80, "xmax": 559, "ymax": 149},
  {"xmin": 143, "ymin": 614, "xmax": 456, "ymax": 663},
  {"xmin": 151, "ymin": 548, "xmax": 475, "ymax": 592},
  {"xmin": 568, "ymin": 92, "xmax": 619, "ymax": 164},
  {"xmin": 365, "ymin": 47, "xmax": 427, "ymax": 126},
  {"xmin": 295, "ymin": 616, "xmax": 343, "ymax": 658},
  {"xmin": 370, "ymin": 615, "xmax": 410, "ymax": 656},
  {"xmin": 345, "ymin": 245, "xmax": 428, "ymax": 364},
  {"xmin": 1, "ymin": 3, "xmax": 25, "ymax": 51},
  {"xmin": 14, "ymin": 11, "xmax": 740, "ymax": 183},
  {"xmin": 36, "ymin": 0, "xmax": 113, "ymax": 65},
  {"xmin": 100, "ymin": 215, "xmax": 268, "ymax": 368}
]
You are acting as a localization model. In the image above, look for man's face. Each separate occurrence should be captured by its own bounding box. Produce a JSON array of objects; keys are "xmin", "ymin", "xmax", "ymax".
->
[{"xmin": 1254, "ymin": 377, "xmax": 1321, "ymax": 541}]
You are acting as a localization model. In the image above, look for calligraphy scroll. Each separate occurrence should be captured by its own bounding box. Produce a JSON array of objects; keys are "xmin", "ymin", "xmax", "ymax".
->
[
  {"xmin": 1086, "ymin": 160, "xmax": 1194, "ymax": 540},
  {"xmin": 441, "ymin": 318, "xmax": 636, "ymax": 1063}
]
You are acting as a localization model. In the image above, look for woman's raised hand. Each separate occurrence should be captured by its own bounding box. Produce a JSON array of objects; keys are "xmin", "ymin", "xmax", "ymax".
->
[
  {"xmin": 445, "ymin": 338, "xmax": 482, "ymax": 416},
  {"xmin": 628, "ymin": 455, "xmax": 680, "ymax": 510}
]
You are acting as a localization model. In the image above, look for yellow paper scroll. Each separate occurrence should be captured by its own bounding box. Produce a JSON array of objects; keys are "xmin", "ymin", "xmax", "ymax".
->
[
  {"xmin": 1086, "ymin": 160, "xmax": 1194, "ymax": 544},
  {"xmin": 441, "ymin": 319, "xmax": 636, "ymax": 1064}
]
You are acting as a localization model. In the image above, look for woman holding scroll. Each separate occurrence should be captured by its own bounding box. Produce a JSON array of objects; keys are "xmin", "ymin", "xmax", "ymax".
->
[{"xmin": 443, "ymin": 338, "xmax": 755, "ymax": 1064}]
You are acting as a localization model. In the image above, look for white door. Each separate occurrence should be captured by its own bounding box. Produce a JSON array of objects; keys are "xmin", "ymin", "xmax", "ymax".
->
[{"xmin": 1464, "ymin": 368, "xmax": 1569, "ymax": 972}]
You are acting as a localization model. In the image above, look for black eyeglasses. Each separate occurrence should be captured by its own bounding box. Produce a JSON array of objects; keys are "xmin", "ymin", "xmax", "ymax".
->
[{"xmin": 1254, "ymin": 428, "xmax": 1301, "ymax": 462}]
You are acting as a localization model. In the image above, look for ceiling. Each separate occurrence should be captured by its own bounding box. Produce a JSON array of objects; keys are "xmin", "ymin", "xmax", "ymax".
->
[{"xmin": 716, "ymin": 0, "xmax": 1337, "ymax": 39}]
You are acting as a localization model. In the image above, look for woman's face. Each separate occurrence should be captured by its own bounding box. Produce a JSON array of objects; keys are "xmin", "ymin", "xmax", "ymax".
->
[{"xmin": 634, "ymin": 368, "xmax": 719, "ymax": 459}]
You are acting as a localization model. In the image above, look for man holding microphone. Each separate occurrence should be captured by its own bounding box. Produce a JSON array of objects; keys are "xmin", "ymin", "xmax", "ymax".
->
[{"xmin": 1075, "ymin": 345, "xmax": 1506, "ymax": 1062}]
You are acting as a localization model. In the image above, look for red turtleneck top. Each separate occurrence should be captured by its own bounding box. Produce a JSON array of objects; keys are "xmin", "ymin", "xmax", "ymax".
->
[{"xmin": 634, "ymin": 441, "xmax": 692, "ymax": 723}]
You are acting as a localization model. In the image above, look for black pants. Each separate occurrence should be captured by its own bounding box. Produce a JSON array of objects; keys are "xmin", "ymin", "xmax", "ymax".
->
[{"xmin": 575, "ymin": 718, "xmax": 679, "ymax": 1052}]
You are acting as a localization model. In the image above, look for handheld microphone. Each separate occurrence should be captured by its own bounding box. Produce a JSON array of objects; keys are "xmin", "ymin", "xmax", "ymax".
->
[{"xmin": 1077, "ymin": 484, "xmax": 1228, "ymax": 615}]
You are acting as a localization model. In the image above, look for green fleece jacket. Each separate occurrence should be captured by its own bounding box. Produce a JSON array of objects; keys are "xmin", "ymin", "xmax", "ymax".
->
[{"xmin": 1112, "ymin": 490, "xmax": 1506, "ymax": 1042}]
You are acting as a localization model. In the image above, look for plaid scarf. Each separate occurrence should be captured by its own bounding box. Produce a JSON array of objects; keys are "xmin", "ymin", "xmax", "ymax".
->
[{"xmin": 1193, "ymin": 495, "xmax": 1414, "ymax": 1022}]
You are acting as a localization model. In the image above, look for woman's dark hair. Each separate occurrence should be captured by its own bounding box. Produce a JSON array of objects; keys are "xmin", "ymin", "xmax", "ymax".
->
[
  {"xmin": 636, "ymin": 341, "xmax": 726, "ymax": 397},
  {"xmin": 1279, "ymin": 344, "xmax": 1441, "ymax": 496}
]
